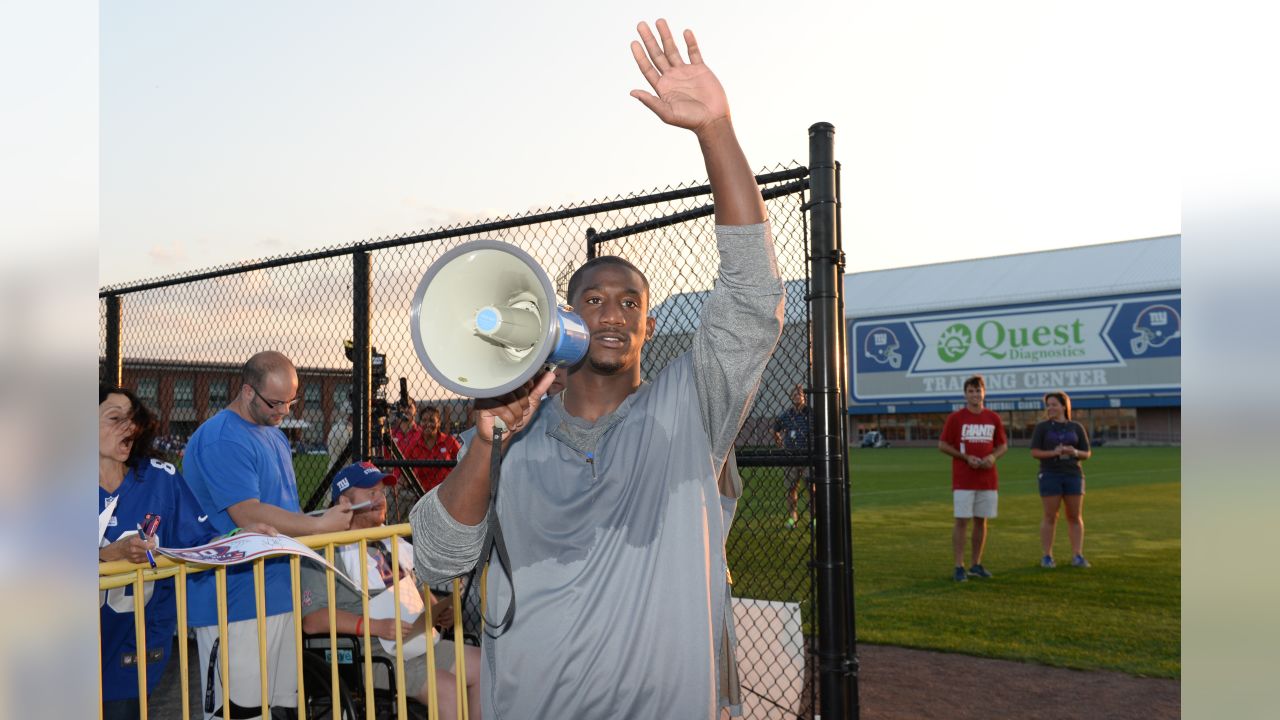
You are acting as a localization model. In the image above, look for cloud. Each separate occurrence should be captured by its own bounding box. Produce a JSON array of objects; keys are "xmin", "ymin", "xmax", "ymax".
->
[
  {"xmin": 397, "ymin": 197, "xmax": 493, "ymax": 228},
  {"xmin": 147, "ymin": 240, "xmax": 187, "ymax": 264}
]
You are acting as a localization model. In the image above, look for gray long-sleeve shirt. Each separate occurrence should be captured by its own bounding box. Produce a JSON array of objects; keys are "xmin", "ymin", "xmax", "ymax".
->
[{"xmin": 410, "ymin": 223, "xmax": 783, "ymax": 719}]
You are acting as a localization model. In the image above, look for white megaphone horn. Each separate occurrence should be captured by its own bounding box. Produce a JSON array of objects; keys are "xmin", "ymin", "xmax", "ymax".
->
[{"xmin": 410, "ymin": 240, "xmax": 589, "ymax": 399}]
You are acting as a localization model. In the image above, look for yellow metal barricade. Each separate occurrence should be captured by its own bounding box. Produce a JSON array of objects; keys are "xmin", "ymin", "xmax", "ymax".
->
[{"xmin": 98, "ymin": 523, "xmax": 471, "ymax": 720}]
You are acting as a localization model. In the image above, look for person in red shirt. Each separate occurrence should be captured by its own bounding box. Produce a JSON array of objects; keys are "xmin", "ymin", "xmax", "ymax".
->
[
  {"xmin": 414, "ymin": 405, "xmax": 462, "ymax": 494},
  {"xmin": 938, "ymin": 375, "xmax": 1008, "ymax": 582}
]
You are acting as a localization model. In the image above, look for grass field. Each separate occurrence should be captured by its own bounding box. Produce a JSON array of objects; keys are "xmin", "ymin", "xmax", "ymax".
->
[
  {"xmin": 731, "ymin": 446, "xmax": 1181, "ymax": 679},
  {"xmin": 276, "ymin": 445, "xmax": 1180, "ymax": 677}
]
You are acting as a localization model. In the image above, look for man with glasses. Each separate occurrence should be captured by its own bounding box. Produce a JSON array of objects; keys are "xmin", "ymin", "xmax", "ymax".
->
[{"xmin": 182, "ymin": 350, "xmax": 355, "ymax": 720}]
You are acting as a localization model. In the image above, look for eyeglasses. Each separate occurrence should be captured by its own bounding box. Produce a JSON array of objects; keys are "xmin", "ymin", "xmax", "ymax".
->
[{"xmin": 250, "ymin": 385, "xmax": 299, "ymax": 411}]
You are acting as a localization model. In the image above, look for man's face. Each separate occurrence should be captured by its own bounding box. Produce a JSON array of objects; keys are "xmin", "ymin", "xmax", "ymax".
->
[
  {"xmin": 420, "ymin": 411, "xmax": 441, "ymax": 435},
  {"xmin": 571, "ymin": 264, "xmax": 655, "ymax": 376},
  {"xmin": 344, "ymin": 484, "xmax": 387, "ymax": 529},
  {"xmin": 964, "ymin": 383, "xmax": 985, "ymax": 410},
  {"xmin": 791, "ymin": 386, "xmax": 806, "ymax": 409},
  {"xmin": 245, "ymin": 369, "xmax": 299, "ymax": 427}
]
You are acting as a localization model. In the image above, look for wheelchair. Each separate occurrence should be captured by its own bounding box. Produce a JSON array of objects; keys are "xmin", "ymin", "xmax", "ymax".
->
[{"xmin": 300, "ymin": 633, "xmax": 430, "ymax": 720}]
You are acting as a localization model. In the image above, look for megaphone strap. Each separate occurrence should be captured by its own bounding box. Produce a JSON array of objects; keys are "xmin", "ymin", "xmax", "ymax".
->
[{"xmin": 461, "ymin": 426, "xmax": 517, "ymax": 638}]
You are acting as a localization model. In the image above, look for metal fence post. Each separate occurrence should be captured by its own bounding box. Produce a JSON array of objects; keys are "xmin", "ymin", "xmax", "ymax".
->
[
  {"xmin": 104, "ymin": 295, "xmax": 122, "ymax": 386},
  {"xmin": 833, "ymin": 159, "xmax": 860, "ymax": 699},
  {"xmin": 808, "ymin": 121, "xmax": 857, "ymax": 719},
  {"xmin": 353, "ymin": 251, "xmax": 372, "ymax": 461}
]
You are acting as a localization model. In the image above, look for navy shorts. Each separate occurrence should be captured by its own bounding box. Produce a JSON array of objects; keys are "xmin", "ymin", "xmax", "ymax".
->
[{"xmin": 1038, "ymin": 471, "xmax": 1085, "ymax": 497}]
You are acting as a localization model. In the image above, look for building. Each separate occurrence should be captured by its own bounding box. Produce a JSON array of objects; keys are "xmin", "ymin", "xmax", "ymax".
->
[
  {"xmin": 107, "ymin": 358, "xmax": 352, "ymax": 449},
  {"xmin": 649, "ymin": 234, "xmax": 1181, "ymax": 448},
  {"xmin": 847, "ymin": 235, "xmax": 1180, "ymax": 445}
]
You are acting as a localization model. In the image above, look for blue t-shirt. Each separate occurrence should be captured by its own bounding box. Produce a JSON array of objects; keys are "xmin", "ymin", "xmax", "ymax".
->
[
  {"xmin": 182, "ymin": 409, "xmax": 300, "ymax": 626},
  {"xmin": 99, "ymin": 458, "xmax": 216, "ymax": 700}
]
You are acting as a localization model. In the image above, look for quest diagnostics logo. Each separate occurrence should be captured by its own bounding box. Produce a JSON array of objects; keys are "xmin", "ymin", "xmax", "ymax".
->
[
  {"xmin": 936, "ymin": 324, "xmax": 973, "ymax": 363},
  {"xmin": 915, "ymin": 306, "xmax": 1116, "ymax": 372}
]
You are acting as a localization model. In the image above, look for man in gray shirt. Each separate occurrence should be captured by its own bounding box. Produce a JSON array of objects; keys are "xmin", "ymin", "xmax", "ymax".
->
[{"xmin": 410, "ymin": 18, "xmax": 784, "ymax": 719}]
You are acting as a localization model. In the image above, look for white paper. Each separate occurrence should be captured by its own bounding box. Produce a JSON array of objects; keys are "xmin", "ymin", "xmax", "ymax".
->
[
  {"xmin": 155, "ymin": 531, "xmax": 361, "ymax": 592},
  {"xmin": 367, "ymin": 574, "xmax": 435, "ymax": 658}
]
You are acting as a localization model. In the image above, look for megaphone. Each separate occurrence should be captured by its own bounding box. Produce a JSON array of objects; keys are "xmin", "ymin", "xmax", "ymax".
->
[{"xmin": 410, "ymin": 240, "xmax": 589, "ymax": 398}]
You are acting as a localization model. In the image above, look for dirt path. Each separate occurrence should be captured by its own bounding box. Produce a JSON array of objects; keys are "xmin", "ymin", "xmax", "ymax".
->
[
  {"xmin": 148, "ymin": 639, "xmax": 1179, "ymax": 718},
  {"xmin": 855, "ymin": 644, "xmax": 1180, "ymax": 720}
]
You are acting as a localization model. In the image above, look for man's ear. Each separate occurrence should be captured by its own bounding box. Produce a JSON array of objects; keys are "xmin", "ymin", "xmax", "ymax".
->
[{"xmin": 645, "ymin": 316, "xmax": 656, "ymax": 342}]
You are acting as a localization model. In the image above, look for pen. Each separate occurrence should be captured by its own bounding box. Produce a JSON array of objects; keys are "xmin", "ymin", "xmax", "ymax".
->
[{"xmin": 306, "ymin": 500, "xmax": 373, "ymax": 516}]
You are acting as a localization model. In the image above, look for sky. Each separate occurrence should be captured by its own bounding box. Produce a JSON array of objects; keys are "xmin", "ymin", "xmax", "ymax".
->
[{"xmin": 98, "ymin": 0, "xmax": 1180, "ymax": 288}]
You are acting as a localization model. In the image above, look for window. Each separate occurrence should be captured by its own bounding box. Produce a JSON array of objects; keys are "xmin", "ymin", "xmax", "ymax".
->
[
  {"xmin": 136, "ymin": 377, "xmax": 158, "ymax": 404},
  {"xmin": 209, "ymin": 380, "xmax": 229, "ymax": 409},
  {"xmin": 333, "ymin": 383, "xmax": 352, "ymax": 411},
  {"xmin": 304, "ymin": 383, "xmax": 321, "ymax": 404},
  {"xmin": 1085, "ymin": 408, "xmax": 1137, "ymax": 442},
  {"xmin": 174, "ymin": 378, "xmax": 194, "ymax": 409}
]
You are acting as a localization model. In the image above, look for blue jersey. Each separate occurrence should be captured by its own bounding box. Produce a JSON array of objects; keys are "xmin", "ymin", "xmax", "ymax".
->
[
  {"xmin": 99, "ymin": 458, "xmax": 215, "ymax": 701},
  {"xmin": 182, "ymin": 409, "xmax": 300, "ymax": 626},
  {"xmin": 773, "ymin": 407, "xmax": 810, "ymax": 451}
]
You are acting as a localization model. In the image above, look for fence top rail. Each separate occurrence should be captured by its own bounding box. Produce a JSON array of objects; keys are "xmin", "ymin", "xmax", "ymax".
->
[
  {"xmin": 99, "ymin": 166, "xmax": 809, "ymax": 298},
  {"xmin": 98, "ymin": 522, "xmax": 413, "ymax": 582}
]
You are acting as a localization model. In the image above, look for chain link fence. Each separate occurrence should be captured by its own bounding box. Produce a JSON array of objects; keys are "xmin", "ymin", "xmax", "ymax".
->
[{"xmin": 101, "ymin": 160, "xmax": 836, "ymax": 718}]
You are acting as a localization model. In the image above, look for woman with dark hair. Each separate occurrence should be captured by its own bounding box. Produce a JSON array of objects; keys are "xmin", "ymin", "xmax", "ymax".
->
[
  {"xmin": 98, "ymin": 385, "xmax": 270, "ymax": 719},
  {"xmin": 1029, "ymin": 390, "xmax": 1093, "ymax": 569}
]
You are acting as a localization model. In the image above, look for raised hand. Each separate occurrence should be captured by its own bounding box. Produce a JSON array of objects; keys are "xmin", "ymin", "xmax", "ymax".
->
[{"xmin": 629, "ymin": 19, "xmax": 729, "ymax": 133}]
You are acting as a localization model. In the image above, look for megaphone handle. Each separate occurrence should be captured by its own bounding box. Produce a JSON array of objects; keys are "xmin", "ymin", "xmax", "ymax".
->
[{"xmin": 493, "ymin": 416, "xmax": 508, "ymax": 432}]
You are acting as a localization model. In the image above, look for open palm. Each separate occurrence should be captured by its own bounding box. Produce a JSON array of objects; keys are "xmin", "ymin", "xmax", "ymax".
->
[{"xmin": 630, "ymin": 19, "xmax": 730, "ymax": 132}]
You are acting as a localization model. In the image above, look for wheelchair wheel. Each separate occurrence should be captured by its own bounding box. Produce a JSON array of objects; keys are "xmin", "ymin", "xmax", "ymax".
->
[{"xmin": 301, "ymin": 651, "xmax": 359, "ymax": 720}]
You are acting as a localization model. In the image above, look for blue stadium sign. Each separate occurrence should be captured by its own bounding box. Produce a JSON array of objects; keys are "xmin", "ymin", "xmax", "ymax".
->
[{"xmin": 850, "ymin": 292, "xmax": 1181, "ymax": 407}]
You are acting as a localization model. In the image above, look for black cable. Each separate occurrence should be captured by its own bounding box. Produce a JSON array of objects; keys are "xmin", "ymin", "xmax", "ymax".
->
[{"xmin": 459, "ymin": 426, "xmax": 517, "ymax": 639}]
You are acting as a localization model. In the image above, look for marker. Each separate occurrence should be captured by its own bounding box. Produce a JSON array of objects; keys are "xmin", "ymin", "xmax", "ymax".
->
[
  {"xmin": 140, "ymin": 514, "xmax": 162, "ymax": 568},
  {"xmin": 307, "ymin": 500, "xmax": 373, "ymax": 516},
  {"xmin": 137, "ymin": 523, "xmax": 157, "ymax": 569}
]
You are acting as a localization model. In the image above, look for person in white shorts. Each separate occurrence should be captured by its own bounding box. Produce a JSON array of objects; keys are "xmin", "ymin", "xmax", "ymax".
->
[
  {"xmin": 938, "ymin": 375, "xmax": 1008, "ymax": 582},
  {"xmin": 182, "ymin": 351, "xmax": 355, "ymax": 718}
]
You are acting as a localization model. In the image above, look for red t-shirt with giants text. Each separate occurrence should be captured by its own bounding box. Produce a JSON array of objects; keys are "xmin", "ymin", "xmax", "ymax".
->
[{"xmin": 940, "ymin": 407, "xmax": 1007, "ymax": 490}]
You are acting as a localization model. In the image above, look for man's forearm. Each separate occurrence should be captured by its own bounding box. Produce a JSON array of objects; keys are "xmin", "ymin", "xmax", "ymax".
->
[
  {"xmin": 302, "ymin": 608, "xmax": 358, "ymax": 636},
  {"xmin": 697, "ymin": 118, "xmax": 766, "ymax": 226},
  {"xmin": 227, "ymin": 500, "xmax": 323, "ymax": 537},
  {"xmin": 434, "ymin": 438, "xmax": 496, "ymax": 526}
]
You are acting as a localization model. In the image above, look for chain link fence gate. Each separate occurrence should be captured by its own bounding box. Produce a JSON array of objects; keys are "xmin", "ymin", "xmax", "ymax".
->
[{"xmin": 100, "ymin": 126, "xmax": 855, "ymax": 718}]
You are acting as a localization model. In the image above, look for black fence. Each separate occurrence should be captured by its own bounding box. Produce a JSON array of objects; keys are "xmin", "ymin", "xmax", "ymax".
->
[{"xmin": 100, "ymin": 124, "xmax": 856, "ymax": 718}]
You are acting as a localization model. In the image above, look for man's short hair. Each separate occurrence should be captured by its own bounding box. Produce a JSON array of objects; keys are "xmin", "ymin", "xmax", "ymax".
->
[
  {"xmin": 419, "ymin": 405, "xmax": 440, "ymax": 419},
  {"xmin": 242, "ymin": 351, "xmax": 294, "ymax": 389},
  {"xmin": 963, "ymin": 375, "xmax": 985, "ymax": 392},
  {"xmin": 565, "ymin": 256, "xmax": 650, "ymax": 306}
]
